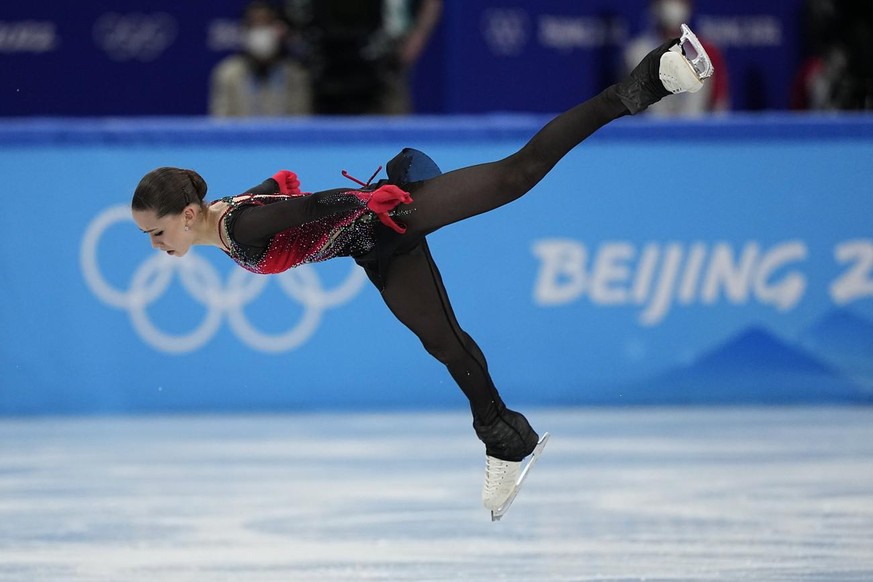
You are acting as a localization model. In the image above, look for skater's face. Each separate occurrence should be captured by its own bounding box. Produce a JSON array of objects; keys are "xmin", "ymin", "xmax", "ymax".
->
[{"xmin": 132, "ymin": 206, "xmax": 195, "ymax": 258}]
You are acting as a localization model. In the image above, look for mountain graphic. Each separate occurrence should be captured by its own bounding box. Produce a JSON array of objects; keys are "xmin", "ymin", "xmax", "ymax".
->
[
  {"xmin": 611, "ymin": 326, "xmax": 869, "ymax": 404},
  {"xmin": 799, "ymin": 308, "xmax": 873, "ymax": 391}
]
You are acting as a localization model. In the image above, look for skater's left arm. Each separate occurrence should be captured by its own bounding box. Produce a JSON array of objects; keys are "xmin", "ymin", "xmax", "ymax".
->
[
  {"xmin": 239, "ymin": 170, "xmax": 301, "ymax": 196},
  {"xmin": 233, "ymin": 171, "xmax": 414, "ymax": 244},
  {"xmin": 232, "ymin": 188, "xmax": 367, "ymax": 245}
]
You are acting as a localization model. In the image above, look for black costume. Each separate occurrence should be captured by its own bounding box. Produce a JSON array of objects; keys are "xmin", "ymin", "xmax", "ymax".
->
[{"xmin": 215, "ymin": 85, "xmax": 630, "ymax": 461}]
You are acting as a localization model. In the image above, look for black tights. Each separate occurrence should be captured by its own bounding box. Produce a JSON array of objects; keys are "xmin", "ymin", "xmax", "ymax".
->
[{"xmin": 377, "ymin": 86, "xmax": 628, "ymax": 422}]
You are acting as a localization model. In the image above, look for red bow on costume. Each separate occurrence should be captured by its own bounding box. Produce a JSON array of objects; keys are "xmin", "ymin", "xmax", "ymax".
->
[
  {"xmin": 355, "ymin": 184, "xmax": 413, "ymax": 234},
  {"xmin": 272, "ymin": 170, "xmax": 302, "ymax": 196},
  {"xmin": 273, "ymin": 170, "xmax": 411, "ymax": 233}
]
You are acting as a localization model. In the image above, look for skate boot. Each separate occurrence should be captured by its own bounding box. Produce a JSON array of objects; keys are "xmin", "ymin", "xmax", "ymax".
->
[
  {"xmin": 661, "ymin": 24, "xmax": 714, "ymax": 93},
  {"xmin": 616, "ymin": 23, "xmax": 714, "ymax": 114},
  {"xmin": 473, "ymin": 407, "xmax": 550, "ymax": 520},
  {"xmin": 482, "ymin": 455, "xmax": 521, "ymax": 512}
]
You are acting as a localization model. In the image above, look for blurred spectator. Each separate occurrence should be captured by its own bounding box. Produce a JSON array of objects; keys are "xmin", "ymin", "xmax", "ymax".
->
[
  {"xmin": 624, "ymin": 0, "xmax": 730, "ymax": 116},
  {"xmin": 285, "ymin": 0, "xmax": 442, "ymax": 115},
  {"xmin": 791, "ymin": 44, "xmax": 850, "ymax": 110},
  {"xmin": 210, "ymin": 1, "xmax": 312, "ymax": 117},
  {"xmin": 792, "ymin": 0, "xmax": 873, "ymax": 110}
]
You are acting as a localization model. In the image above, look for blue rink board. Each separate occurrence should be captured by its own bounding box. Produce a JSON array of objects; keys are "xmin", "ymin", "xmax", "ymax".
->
[{"xmin": 1, "ymin": 115, "xmax": 872, "ymax": 415}]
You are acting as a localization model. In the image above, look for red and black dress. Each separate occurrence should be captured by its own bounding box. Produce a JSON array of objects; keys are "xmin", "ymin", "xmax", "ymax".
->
[
  {"xmin": 201, "ymin": 82, "xmax": 634, "ymax": 462},
  {"xmin": 215, "ymin": 170, "xmax": 414, "ymax": 288}
]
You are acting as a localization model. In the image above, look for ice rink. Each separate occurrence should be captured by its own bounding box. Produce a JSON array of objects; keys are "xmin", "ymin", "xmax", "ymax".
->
[{"xmin": 1, "ymin": 407, "xmax": 872, "ymax": 582}]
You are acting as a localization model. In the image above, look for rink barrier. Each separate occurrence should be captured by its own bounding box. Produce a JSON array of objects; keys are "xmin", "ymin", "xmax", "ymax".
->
[
  {"xmin": 1, "ymin": 113, "xmax": 873, "ymax": 146},
  {"xmin": 1, "ymin": 114, "xmax": 872, "ymax": 415}
]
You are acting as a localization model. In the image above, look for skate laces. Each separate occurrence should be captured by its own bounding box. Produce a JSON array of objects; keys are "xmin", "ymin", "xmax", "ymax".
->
[
  {"xmin": 483, "ymin": 456, "xmax": 518, "ymax": 497},
  {"xmin": 341, "ymin": 165, "xmax": 383, "ymax": 188}
]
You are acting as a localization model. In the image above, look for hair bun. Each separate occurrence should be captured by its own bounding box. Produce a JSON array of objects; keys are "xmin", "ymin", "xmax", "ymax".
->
[
  {"xmin": 132, "ymin": 166, "xmax": 209, "ymax": 218},
  {"xmin": 184, "ymin": 169, "xmax": 208, "ymax": 201}
]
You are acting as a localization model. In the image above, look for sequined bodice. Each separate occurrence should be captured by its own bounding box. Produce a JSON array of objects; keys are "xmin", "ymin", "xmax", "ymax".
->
[{"xmin": 216, "ymin": 193, "xmax": 379, "ymax": 274}]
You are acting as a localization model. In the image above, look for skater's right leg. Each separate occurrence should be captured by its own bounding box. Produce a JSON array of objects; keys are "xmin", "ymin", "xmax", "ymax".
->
[
  {"xmin": 397, "ymin": 24, "xmax": 713, "ymax": 237},
  {"xmin": 399, "ymin": 85, "xmax": 628, "ymax": 235},
  {"xmin": 615, "ymin": 24, "xmax": 714, "ymax": 114}
]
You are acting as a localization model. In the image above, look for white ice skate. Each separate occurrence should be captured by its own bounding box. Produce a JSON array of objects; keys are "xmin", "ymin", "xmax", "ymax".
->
[
  {"xmin": 659, "ymin": 23, "xmax": 714, "ymax": 94},
  {"xmin": 483, "ymin": 432, "xmax": 550, "ymax": 521}
]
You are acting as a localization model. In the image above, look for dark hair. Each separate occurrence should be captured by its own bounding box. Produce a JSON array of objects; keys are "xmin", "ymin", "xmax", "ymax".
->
[{"xmin": 131, "ymin": 167, "xmax": 208, "ymax": 218}]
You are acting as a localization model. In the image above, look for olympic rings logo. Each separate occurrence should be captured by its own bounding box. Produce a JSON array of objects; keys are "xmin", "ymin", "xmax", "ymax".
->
[
  {"xmin": 92, "ymin": 13, "xmax": 178, "ymax": 62},
  {"xmin": 481, "ymin": 9, "xmax": 530, "ymax": 57},
  {"xmin": 81, "ymin": 205, "xmax": 367, "ymax": 354}
]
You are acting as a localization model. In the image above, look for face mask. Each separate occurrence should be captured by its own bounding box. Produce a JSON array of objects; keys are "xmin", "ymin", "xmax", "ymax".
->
[
  {"xmin": 244, "ymin": 26, "xmax": 280, "ymax": 60},
  {"xmin": 654, "ymin": 0, "xmax": 690, "ymax": 30}
]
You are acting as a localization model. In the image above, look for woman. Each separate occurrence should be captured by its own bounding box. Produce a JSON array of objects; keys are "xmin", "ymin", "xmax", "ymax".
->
[{"xmin": 131, "ymin": 27, "xmax": 712, "ymax": 519}]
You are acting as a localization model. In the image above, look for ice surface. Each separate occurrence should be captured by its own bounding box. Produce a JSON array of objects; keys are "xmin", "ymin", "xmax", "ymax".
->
[{"xmin": 1, "ymin": 407, "xmax": 872, "ymax": 581}]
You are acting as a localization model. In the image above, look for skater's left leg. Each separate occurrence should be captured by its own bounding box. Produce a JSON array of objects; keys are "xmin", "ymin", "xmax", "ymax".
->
[
  {"xmin": 376, "ymin": 241, "xmax": 539, "ymax": 463},
  {"xmin": 396, "ymin": 28, "xmax": 712, "ymax": 236}
]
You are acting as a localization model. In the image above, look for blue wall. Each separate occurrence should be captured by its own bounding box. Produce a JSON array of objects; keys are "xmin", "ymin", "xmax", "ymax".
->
[
  {"xmin": 1, "ymin": 115, "xmax": 873, "ymax": 415},
  {"xmin": 1, "ymin": 0, "xmax": 803, "ymax": 115}
]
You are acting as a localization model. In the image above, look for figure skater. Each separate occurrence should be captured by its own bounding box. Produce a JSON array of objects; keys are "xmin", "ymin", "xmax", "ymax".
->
[{"xmin": 131, "ymin": 26, "xmax": 713, "ymax": 519}]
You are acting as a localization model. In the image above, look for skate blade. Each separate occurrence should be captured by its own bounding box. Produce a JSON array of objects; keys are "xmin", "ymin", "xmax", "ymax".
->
[
  {"xmin": 678, "ymin": 23, "xmax": 714, "ymax": 79},
  {"xmin": 491, "ymin": 432, "xmax": 550, "ymax": 522}
]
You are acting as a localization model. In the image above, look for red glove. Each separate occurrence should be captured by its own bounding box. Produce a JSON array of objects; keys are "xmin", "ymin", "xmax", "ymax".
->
[
  {"xmin": 355, "ymin": 184, "xmax": 413, "ymax": 234},
  {"xmin": 272, "ymin": 170, "xmax": 301, "ymax": 196}
]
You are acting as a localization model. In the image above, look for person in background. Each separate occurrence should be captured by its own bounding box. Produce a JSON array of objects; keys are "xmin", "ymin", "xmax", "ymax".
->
[
  {"xmin": 381, "ymin": 0, "xmax": 443, "ymax": 114},
  {"xmin": 624, "ymin": 0, "xmax": 729, "ymax": 116},
  {"xmin": 791, "ymin": 0, "xmax": 873, "ymax": 110},
  {"xmin": 284, "ymin": 0, "xmax": 442, "ymax": 115},
  {"xmin": 210, "ymin": 1, "xmax": 312, "ymax": 117}
]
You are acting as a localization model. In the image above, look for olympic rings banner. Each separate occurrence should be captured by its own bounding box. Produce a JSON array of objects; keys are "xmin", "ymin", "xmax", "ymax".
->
[
  {"xmin": 1, "ymin": 0, "xmax": 803, "ymax": 116},
  {"xmin": 81, "ymin": 205, "xmax": 368, "ymax": 355},
  {"xmin": 1, "ymin": 116, "xmax": 872, "ymax": 415}
]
